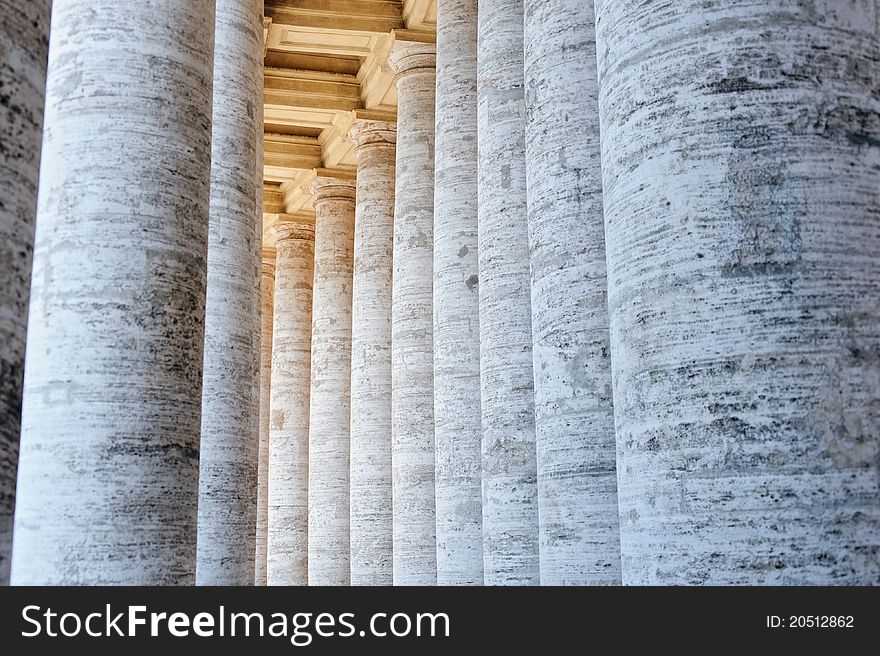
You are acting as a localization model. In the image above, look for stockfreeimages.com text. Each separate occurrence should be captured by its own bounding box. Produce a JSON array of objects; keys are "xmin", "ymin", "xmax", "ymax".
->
[{"xmin": 21, "ymin": 605, "xmax": 450, "ymax": 646}]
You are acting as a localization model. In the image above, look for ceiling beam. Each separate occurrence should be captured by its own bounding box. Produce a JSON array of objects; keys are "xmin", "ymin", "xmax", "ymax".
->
[
  {"xmin": 263, "ymin": 134, "xmax": 324, "ymax": 175},
  {"xmin": 265, "ymin": 0, "xmax": 404, "ymax": 34},
  {"xmin": 264, "ymin": 68, "xmax": 363, "ymax": 111}
]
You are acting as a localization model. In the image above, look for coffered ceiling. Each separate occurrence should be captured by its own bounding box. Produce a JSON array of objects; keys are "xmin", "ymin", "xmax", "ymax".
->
[{"xmin": 261, "ymin": 0, "xmax": 436, "ymax": 241}]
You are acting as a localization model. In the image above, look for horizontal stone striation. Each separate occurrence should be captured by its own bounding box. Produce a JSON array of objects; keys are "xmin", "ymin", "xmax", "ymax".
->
[
  {"xmin": 433, "ymin": 0, "xmax": 484, "ymax": 586},
  {"xmin": 524, "ymin": 0, "xmax": 621, "ymax": 585},
  {"xmin": 596, "ymin": 0, "xmax": 880, "ymax": 584},
  {"xmin": 196, "ymin": 0, "xmax": 263, "ymax": 586},
  {"xmin": 308, "ymin": 176, "xmax": 356, "ymax": 586},
  {"xmin": 389, "ymin": 41, "xmax": 438, "ymax": 585},
  {"xmin": 0, "ymin": 0, "xmax": 50, "ymax": 586},
  {"xmin": 11, "ymin": 0, "xmax": 216, "ymax": 585},
  {"xmin": 267, "ymin": 221, "xmax": 314, "ymax": 586},
  {"xmin": 349, "ymin": 120, "xmax": 396, "ymax": 586},
  {"xmin": 477, "ymin": 0, "xmax": 540, "ymax": 585}
]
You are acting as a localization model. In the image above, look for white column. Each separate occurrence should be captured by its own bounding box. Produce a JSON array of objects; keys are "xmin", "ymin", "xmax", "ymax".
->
[
  {"xmin": 524, "ymin": 0, "xmax": 621, "ymax": 585},
  {"xmin": 0, "ymin": 0, "xmax": 50, "ymax": 586},
  {"xmin": 477, "ymin": 0, "xmax": 540, "ymax": 585},
  {"xmin": 433, "ymin": 0, "xmax": 484, "ymax": 586},
  {"xmin": 266, "ymin": 219, "xmax": 314, "ymax": 585},
  {"xmin": 389, "ymin": 38, "xmax": 438, "ymax": 585},
  {"xmin": 348, "ymin": 118, "xmax": 396, "ymax": 586},
  {"xmin": 596, "ymin": 0, "xmax": 880, "ymax": 584},
  {"xmin": 308, "ymin": 174, "xmax": 356, "ymax": 586},
  {"xmin": 196, "ymin": 0, "xmax": 264, "ymax": 586},
  {"xmin": 255, "ymin": 253, "xmax": 275, "ymax": 586},
  {"xmin": 11, "ymin": 0, "xmax": 216, "ymax": 585}
]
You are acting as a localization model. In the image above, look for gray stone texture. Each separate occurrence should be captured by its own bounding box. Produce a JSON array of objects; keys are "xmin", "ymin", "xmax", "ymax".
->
[
  {"xmin": 255, "ymin": 256, "xmax": 274, "ymax": 586},
  {"xmin": 389, "ymin": 40, "xmax": 438, "ymax": 585},
  {"xmin": 523, "ymin": 0, "xmax": 621, "ymax": 585},
  {"xmin": 477, "ymin": 0, "xmax": 540, "ymax": 585},
  {"xmin": 308, "ymin": 175, "xmax": 356, "ymax": 586},
  {"xmin": 433, "ymin": 0, "xmax": 484, "ymax": 586},
  {"xmin": 253, "ymin": 63, "xmax": 267, "ymax": 586},
  {"xmin": 596, "ymin": 0, "xmax": 880, "ymax": 584},
  {"xmin": 11, "ymin": 0, "xmax": 216, "ymax": 585},
  {"xmin": 348, "ymin": 120, "xmax": 396, "ymax": 586},
  {"xmin": 196, "ymin": 0, "xmax": 263, "ymax": 586},
  {"xmin": 0, "ymin": 0, "xmax": 50, "ymax": 586},
  {"xmin": 266, "ymin": 221, "xmax": 314, "ymax": 585}
]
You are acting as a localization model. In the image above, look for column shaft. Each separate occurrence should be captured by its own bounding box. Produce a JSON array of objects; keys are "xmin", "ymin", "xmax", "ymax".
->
[
  {"xmin": 349, "ymin": 120, "xmax": 396, "ymax": 586},
  {"xmin": 389, "ymin": 41, "xmax": 438, "ymax": 585},
  {"xmin": 524, "ymin": 0, "xmax": 621, "ymax": 585},
  {"xmin": 267, "ymin": 221, "xmax": 314, "ymax": 585},
  {"xmin": 255, "ymin": 256, "xmax": 275, "ymax": 586},
  {"xmin": 477, "ymin": 0, "xmax": 540, "ymax": 585},
  {"xmin": 308, "ymin": 175, "xmax": 356, "ymax": 586},
  {"xmin": 0, "ymin": 0, "xmax": 50, "ymax": 586},
  {"xmin": 11, "ymin": 0, "xmax": 216, "ymax": 585},
  {"xmin": 433, "ymin": 0, "xmax": 484, "ymax": 585},
  {"xmin": 196, "ymin": 0, "xmax": 264, "ymax": 586},
  {"xmin": 596, "ymin": 0, "xmax": 880, "ymax": 584}
]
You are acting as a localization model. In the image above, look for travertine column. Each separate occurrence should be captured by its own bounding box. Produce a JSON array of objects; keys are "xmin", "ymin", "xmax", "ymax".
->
[
  {"xmin": 196, "ymin": 0, "xmax": 263, "ymax": 586},
  {"xmin": 348, "ymin": 119, "xmax": 396, "ymax": 586},
  {"xmin": 523, "ymin": 0, "xmax": 621, "ymax": 585},
  {"xmin": 253, "ymin": 59, "xmax": 267, "ymax": 585},
  {"xmin": 389, "ymin": 39, "xmax": 438, "ymax": 585},
  {"xmin": 308, "ymin": 174, "xmax": 356, "ymax": 586},
  {"xmin": 255, "ymin": 253, "xmax": 275, "ymax": 586},
  {"xmin": 596, "ymin": 0, "xmax": 880, "ymax": 584},
  {"xmin": 11, "ymin": 0, "xmax": 215, "ymax": 585},
  {"xmin": 433, "ymin": 0, "xmax": 483, "ymax": 586},
  {"xmin": 266, "ymin": 220, "xmax": 314, "ymax": 586},
  {"xmin": 477, "ymin": 0, "xmax": 540, "ymax": 585},
  {"xmin": 0, "ymin": 0, "xmax": 50, "ymax": 586}
]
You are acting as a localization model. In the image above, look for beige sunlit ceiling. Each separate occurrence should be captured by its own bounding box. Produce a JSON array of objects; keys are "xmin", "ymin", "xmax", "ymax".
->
[{"xmin": 261, "ymin": 0, "xmax": 436, "ymax": 241}]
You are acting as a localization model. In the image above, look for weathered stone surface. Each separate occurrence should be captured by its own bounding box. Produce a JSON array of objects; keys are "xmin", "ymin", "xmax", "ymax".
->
[
  {"xmin": 596, "ymin": 0, "xmax": 880, "ymax": 584},
  {"xmin": 348, "ymin": 119, "xmax": 396, "ymax": 586},
  {"xmin": 11, "ymin": 0, "xmax": 216, "ymax": 585},
  {"xmin": 434, "ymin": 0, "xmax": 483, "ymax": 586},
  {"xmin": 255, "ymin": 256, "xmax": 274, "ymax": 586},
  {"xmin": 308, "ymin": 175, "xmax": 356, "ymax": 586},
  {"xmin": 196, "ymin": 0, "xmax": 263, "ymax": 586},
  {"xmin": 389, "ymin": 40, "xmax": 438, "ymax": 585},
  {"xmin": 0, "ymin": 0, "xmax": 49, "ymax": 587},
  {"xmin": 252, "ymin": 60, "xmax": 266, "ymax": 586},
  {"xmin": 267, "ymin": 221, "xmax": 314, "ymax": 586},
  {"xmin": 524, "ymin": 0, "xmax": 621, "ymax": 585},
  {"xmin": 477, "ymin": 0, "xmax": 540, "ymax": 585}
]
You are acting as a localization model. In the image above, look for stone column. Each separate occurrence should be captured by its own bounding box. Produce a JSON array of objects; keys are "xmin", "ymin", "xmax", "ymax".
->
[
  {"xmin": 433, "ymin": 0, "xmax": 483, "ymax": 586},
  {"xmin": 196, "ymin": 0, "xmax": 264, "ymax": 586},
  {"xmin": 255, "ymin": 253, "xmax": 275, "ymax": 586},
  {"xmin": 477, "ymin": 0, "xmax": 540, "ymax": 585},
  {"xmin": 11, "ymin": 0, "xmax": 216, "ymax": 585},
  {"xmin": 308, "ymin": 173, "xmax": 356, "ymax": 586},
  {"xmin": 389, "ymin": 38, "xmax": 438, "ymax": 585},
  {"xmin": 523, "ymin": 0, "xmax": 621, "ymax": 585},
  {"xmin": 348, "ymin": 118, "xmax": 396, "ymax": 586},
  {"xmin": 266, "ymin": 219, "xmax": 314, "ymax": 585},
  {"xmin": 253, "ymin": 55, "xmax": 267, "ymax": 585},
  {"xmin": 595, "ymin": 0, "xmax": 880, "ymax": 584},
  {"xmin": 0, "ymin": 0, "xmax": 50, "ymax": 586}
]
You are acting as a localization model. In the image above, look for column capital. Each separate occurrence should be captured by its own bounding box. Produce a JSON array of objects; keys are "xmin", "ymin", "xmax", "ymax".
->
[
  {"xmin": 270, "ymin": 219, "xmax": 315, "ymax": 244},
  {"xmin": 261, "ymin": 249, "xmax": 276, "ymax": 275},
  {"xmin": 349, "ymin": 118, "xmax": 397, "ymax": 150},
  {"xmin": 310, "ymin": 171, "xmax": 357, "ymax": 205},
  {"xmin": 388, "ymin": 34, "xmax": 436, "ymax": 80}
]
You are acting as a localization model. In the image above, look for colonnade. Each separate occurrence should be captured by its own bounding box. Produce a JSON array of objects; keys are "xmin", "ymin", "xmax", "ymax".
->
[{"xmin": 1, "ymin": 0, "xmax": 877, "ymax": 585}]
